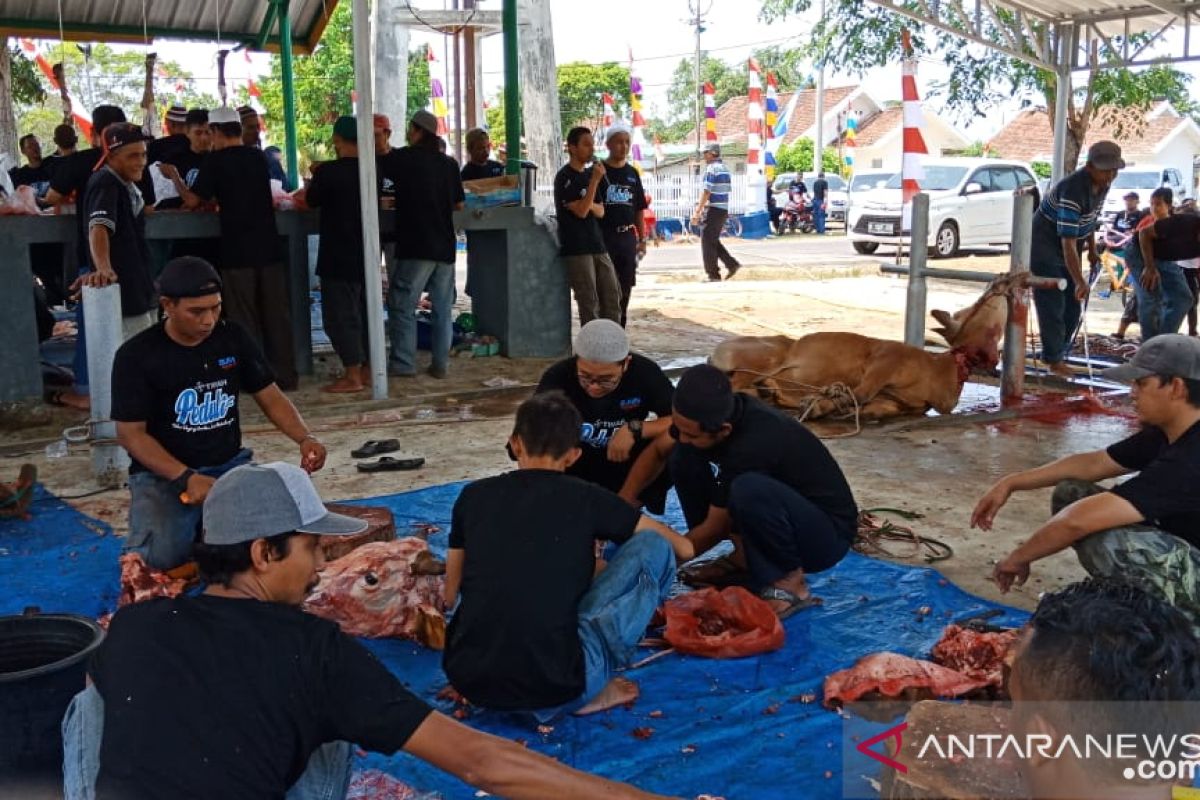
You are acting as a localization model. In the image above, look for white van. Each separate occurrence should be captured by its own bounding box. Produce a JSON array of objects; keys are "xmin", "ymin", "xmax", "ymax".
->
[
  {"xmin": 847, "ymin": 158, "xmax": 1038, "ymax": 257},
  {"xmin": 1100, "ymin": 164, "xmax": 1189, "ymax": 221}
]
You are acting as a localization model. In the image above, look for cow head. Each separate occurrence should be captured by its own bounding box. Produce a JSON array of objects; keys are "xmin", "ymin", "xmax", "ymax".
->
[{"xmin": 930, "ymin": 274, "xmax": 1020, "ymax": 371}]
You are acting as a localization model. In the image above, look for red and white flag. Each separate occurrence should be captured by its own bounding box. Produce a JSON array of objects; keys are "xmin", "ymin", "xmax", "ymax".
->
[{"xmin": 900, "ymin": 30, "xmax": 928, "ymax": 232}]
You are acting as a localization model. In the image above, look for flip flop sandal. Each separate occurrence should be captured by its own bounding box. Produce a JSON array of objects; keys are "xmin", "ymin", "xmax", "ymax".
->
[
  {"xmin": 678, "ymin": 553, "xmax": 752, "ymax": 588},
  {"xmin": 351, "ymin": 439, "xmax": 400, "ymax": 459},
  {"xmin": 759, "ymin": 586, "xmax": 823, "ymax": 620},
  {"xmin": 356, "ymin": 456, "xmax": 425, "ymax": 473}
]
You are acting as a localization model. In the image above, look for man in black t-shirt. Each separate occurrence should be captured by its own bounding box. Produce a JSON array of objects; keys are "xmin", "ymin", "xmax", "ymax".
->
[
  {"xmin": 9, "ymin": 133, "xmax": 50, "ymax": 195},
  {"xmin": 535, "ymin": 320, "xmax": 673, "ymax": 511},
  {"xmin": 63, "ymin": 462, "xmax": 669, "ymax": 800},
  {"xmin": 621, "ymin": 365, "xmax": 858, "ymax": 618},
  {"xmin": 444, "ymin": 392, "xmax": 688, "ymax": 718},
  {"xmin": 811, "ymin": 172, "xmax": 829, "ymax": 234},
  {"xmin": 307, "ymin": 116, "xmax": 369, "ymax": 394},
  {"xmin": 10, "ymin": 132, "xmax": 65, "ymax": 306},
  {"xmin": 145, "ymin": 104, "xmax": 190, "ymax": 166},
  {"xmin": 556, "ymin": 127, "xmax": 622, "ymax": 325},
  {"xmin": 183, "ymin": 106, "xmax": 297, "ymax": 390},
  {"xmin": 378, "ymin": 110, "xmax": 465, "ymax": 379},
  {"xmin": 156, "ymin": 108, "xmax": 210, "ymax": 211},
  {"xmin": 599, "ymin": 125, "xmax": 647, "ymax": 326},
  {"xmin": 112, "ymin": 257, "xmax": 326, "ymax": 571},
  {"xmin": 79, "ymin": 123, "xmax": 158, "ymax": 339},
  {"xmin": 1138, "ymin": 187, "xmax": 1200, "ymax": 337},
  {"xmin": 972, "ymin": 335, "xmax": 1200, "ymax": 630},
  {"xmin": 460, "ymin": 127, "xmax": 505, "ymax": 181}
]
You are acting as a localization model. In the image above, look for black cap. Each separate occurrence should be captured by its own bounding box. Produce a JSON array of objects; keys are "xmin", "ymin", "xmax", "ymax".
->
[
  {"xmin": 157, "ymin": 256, "xmax": 223, "ymax": 299},
  {"xmin": 94, "ymin": 122, "xmax": 151, "ymax": 171},
  {"xmin": 673, "ymin": 364, "xmax": 736, "ymax": 428}
]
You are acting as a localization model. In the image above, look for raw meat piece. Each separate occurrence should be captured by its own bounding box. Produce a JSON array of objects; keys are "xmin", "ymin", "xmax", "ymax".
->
[
  {"xmin": 930, "ymin": 624, "xmax": 1018, "ymax": 687},
  {"xmin": 304, "ymin": 538, "xmax": 446, "ymax": 645},
  {"xmin": 345, "ymin": 769, "xmax": 432, "ymax": 799},
  {"xmin": 117, "ymin": 553, "xmax": 189, "ymax": 607},
  {"xmin": 823, "ymin": 652, "xmax": 991, "ymax": 708}
]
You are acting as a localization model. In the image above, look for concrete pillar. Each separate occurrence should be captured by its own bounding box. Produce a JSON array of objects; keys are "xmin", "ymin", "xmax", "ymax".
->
[
  {"xmin": 372, "ymin": 0, "xmax": 410, "ymax": 143},
  {"xmin": 0, "ymin": 38, "xmax": 19, "ymax": 167},
  {"xmin": 517, "ymin": 0, "xmax": 562, "ymax": 180}
]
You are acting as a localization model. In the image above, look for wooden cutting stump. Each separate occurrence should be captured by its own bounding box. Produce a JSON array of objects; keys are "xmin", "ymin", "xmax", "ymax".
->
[
  {"xmin": 884, "ymin": 701, "xmax": 1024, "ymax": 799},
  {"xmin": 321, "ymin": 504, "xmax": 396, "ymax": 561}
]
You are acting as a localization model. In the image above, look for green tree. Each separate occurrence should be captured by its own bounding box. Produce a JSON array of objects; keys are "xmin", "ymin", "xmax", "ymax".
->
[
  {"xmin": 666, "ymin": 55, "xmax": 745, "ymax": 131},
  {"xmin": 257, "ymin": 4, "xmax": 431, "ymax": 167},
  {"xmin": 760, "ymin": 0, "xmax": 1197, "ymax": 169},
  {"xmin": 775, "ymin": 137, "xmax": 841, "ymax": 174},
  {"xmin": 556, "ymin": 61, "xmax": 630, "ymax": 135}
]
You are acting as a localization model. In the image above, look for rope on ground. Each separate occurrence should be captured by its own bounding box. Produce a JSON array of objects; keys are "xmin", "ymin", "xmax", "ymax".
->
[
  {"xmin": 855, "ymin": 507, "xmax": 954, "ymax": 564},
  {"xmin": 727, "ymin": 367, "xmax": 863, "ymax": 437}
]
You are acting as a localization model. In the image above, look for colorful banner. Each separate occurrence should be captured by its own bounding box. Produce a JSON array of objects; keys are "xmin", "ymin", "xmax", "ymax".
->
[
  {"xmin": 764, "ymin": 73, "xmax": 779, "ymax": 182},
  {"xmin": 844, "ymin": 116, "xmax": 857, "ymax": 176},
  {"xmin": 703, "ymin": 82, "xmax": 717, "ymax": 143},
  {"xmin": 430, "ymin": 77, "xmax": 449, "ymax": 136},
  {"xmin": 745, "ymin": 58, "xmax": 766, "ymax": 212},
  {"xmin": 601, "ymin": 92, "xmax": 614, "ymax": 137},
  {"xmin": 900, "ymin": 30, "xmax": 928, "ymax": 232},
  {"xmin": 629, "ymin": 54, "xmax": 649, "ymax": 170}
]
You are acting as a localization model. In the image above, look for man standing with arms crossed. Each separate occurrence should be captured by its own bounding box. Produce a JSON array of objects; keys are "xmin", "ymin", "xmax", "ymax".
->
[
  {"xmin": 556, "ymin": 127, "xmax": 622, "ymax": 324},
  {"xmin": 599, "ymin": 124, "xmax": 647, "ymax": 326},
  {"xmin": 692, "ymin": 143, "xmax": 740, "ymax": 282}
]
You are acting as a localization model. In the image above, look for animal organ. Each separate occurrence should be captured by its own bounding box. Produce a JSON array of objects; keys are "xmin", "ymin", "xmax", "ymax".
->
[{"xmin": 823, "ymin": 652, "xmax": 992, "ymax": 707}]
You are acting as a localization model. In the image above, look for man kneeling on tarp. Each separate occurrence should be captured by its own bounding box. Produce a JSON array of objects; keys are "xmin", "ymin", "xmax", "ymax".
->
[
  {"xmin": 972, "ymin": 334, "xmax": 1200, "ymax": 631},
  {"xmin": 442, "ymin": 391, "xmax": 691, "ymax": 718},
  {"xmin": 63, "ymin": 462, "xmax": 671, "ymax": 800}
]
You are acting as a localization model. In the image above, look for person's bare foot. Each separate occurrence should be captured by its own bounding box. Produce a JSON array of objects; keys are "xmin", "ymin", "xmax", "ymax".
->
[
  {"xmin": 1047, "ymin": 361, "xmax": 1075, "ymax": 379},
  {"xmin": 573, "ymin": 677, "xmax": 640, "ymax": 716},
  {"xmin": 320, "ymin": 366, "xmax": 367, "ymax": 394},
  {"xmin": 51, "ymin": 390, "xmax": 90, "ymax": 411},
  {"xmin": 762, "ymin": 568, "xmax": 818, "ymax": 617}
]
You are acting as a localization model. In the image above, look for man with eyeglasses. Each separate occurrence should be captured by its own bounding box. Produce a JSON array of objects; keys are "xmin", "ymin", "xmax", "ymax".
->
[
  {"xmin": 535, "ymin": 320, "xmax": 674, "ymax": 512},
  {"xmin": 971, "ymin": 334, "xmax": 1200, "ymax": 632}
]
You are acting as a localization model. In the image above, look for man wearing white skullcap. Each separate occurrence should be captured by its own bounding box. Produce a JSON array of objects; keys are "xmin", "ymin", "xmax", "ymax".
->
[{"xmin": 599, "ymin": 123, "xmax": 648, "ymax": 326}]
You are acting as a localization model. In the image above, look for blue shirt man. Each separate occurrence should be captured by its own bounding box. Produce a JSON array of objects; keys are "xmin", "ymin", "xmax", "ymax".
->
[{"xmin": 692, "ymin": 143, "xmax": 740, "ymax": 281}]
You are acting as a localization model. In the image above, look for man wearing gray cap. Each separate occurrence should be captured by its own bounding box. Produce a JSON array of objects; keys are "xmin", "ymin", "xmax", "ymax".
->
[
  {"xmin": 972, "ymin": 334, "xmax": 1200, "ymax": 628},
  {"xmin": 692, "ymin": 143, "xmax": 740, "ymax": 282},
  {"xmin": 1029, "ymin": 140, "xmax": 1123, "ymax": 377},
  {"xmin": 64, "ymin": 462, "xmax": 671, "ymax": 800},
  {"xmin": 535, "ymin": 319, "xmax": 674, "ymax": 510}
]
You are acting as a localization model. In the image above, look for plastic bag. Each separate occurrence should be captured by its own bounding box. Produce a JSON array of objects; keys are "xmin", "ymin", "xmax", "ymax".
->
[
  {"xmin": 663, "ymin": 586, "xmax": 785, "ymax": 659},
  {"xmin": 0, "ymin": 184, "xmax": 41, "ymax": 216}
]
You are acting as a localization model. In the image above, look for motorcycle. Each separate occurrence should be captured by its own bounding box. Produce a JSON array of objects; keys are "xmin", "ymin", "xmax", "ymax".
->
[{"xmin": 778, "ymin": 188, "xmax": 815, "ymax": 234}]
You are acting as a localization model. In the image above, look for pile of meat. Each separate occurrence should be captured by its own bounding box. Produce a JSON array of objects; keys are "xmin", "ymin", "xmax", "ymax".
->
[
  {"xmin": 304, "ymin": 537, "xmax": 447, "ymax": 648},
  {"xmin": 823, "ymin": 624, "xmax": 1018, "ymax": 708},
  {"xmin": 98, "ymin": 553, "xmax": 193, "ymax": 628}
]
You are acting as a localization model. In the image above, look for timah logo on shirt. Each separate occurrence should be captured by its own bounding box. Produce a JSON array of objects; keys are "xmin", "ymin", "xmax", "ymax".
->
[
  {"xmin": 619, "ymin": 397, "xmax": 642, "ymax": 411},
  {"xmin": 175, "ymin": 387, "xmax": 236, "ymax": 428},
  {"xmin": 218, "ymin": 356, "xmax": 237, "ymax": 370}
]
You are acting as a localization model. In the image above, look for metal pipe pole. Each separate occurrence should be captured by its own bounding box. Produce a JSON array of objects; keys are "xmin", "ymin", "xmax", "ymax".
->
[
  {"xmin": 453, "ymin": 9, "xmax": 463, "ymax": 164},
  {"xmin": 463, "ymin": 0, "xmax": 477, "ymax": 130},
  {"xmin": 813, "ymin": 0, "xmax": 825, "ymax": 173},
  {"xmin": 693, "ymin": 2, "xmax": 701, "ymax": 159},
  {"xmin": 1050, "ymin": 24, "xmax": 1071, "ymax": 183},
  {"xmin": 502, "ymin": 0, "xmax": 520, "ymax": 175},
  {"xmin": 1002, "ymin": 192, "xmax": 1035, "ymax": 400},
  {"xmin": 352, "ymin": 0, "xmax": 387, "ymax": 400},
  {"xmin": 83, "ymin": 285, "xmax": 130, "ymax": 487},
  {"xmin": 903, "ymin": 192, "xmax": 930, "ymax": 347},
  {"xmin": 278, "ymin": 0, "xmax": 300, "ymax": 188}
]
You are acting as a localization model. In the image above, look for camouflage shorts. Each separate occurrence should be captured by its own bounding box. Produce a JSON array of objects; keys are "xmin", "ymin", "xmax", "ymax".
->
[{"xmin": 1054, "ymin": 480, "xmax": 1200, "ymax": 632}]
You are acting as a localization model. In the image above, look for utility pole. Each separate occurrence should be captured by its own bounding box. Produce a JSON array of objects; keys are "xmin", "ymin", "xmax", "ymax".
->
[
  {"xmin": 813, "ymin": 0, "xmax": 825, "ymax": 175},
  {"xmin": 688, "ymin": 0, "xmax": 710, "ymax": 159}
]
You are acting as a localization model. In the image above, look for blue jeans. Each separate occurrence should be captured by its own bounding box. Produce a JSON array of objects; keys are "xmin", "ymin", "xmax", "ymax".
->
[
  {"xmin": 126, "ymin": 449, "xmax": 252, "ymax": 571},
  {"xmin": 813, "ymin": 203, "xmax": 827, "ymax": 234},
  {"xmin": 1126, "ymin": 246, "xmax": 1192, "ymax": 339},
  {"xmin": 62, "ymin": 685, "xmax": 353, "ymax": 800},
  {"xmin": 1031, "ymin": 258, "xmax": 1081, "ymax": 365},
  {"xmin": 534, "ymin": 531, "xmax": 675, "ymax": 722},
  {"xmin": 387, "ymin": 259, "xmax": 456, "ymax": 375}
]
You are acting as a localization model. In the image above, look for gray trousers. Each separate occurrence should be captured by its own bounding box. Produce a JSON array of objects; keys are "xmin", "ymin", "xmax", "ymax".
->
[
  {"xmin": 562, "ymin": 253, "xmax": 621, "ymax": 325},
  {"xmin": 1055, "ymin": 480, "xmax": 1200, "ymax": 631},
  {"xmin": 322, "ymin": 278, "xmax": 368, "ymax": 367},
  {"xmin": 221, "ymin": 262, "xmax": 298, "ymax": 389}
]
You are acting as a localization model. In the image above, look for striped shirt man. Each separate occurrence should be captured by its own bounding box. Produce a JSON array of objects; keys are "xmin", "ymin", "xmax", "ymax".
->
[
  {"xmin": 1032, "ymin": 167, "xmax": 1108, "ymax": 270},
  {"xmin": 703, "ymin": 158, "xmax": 732, "ymax": 211}
]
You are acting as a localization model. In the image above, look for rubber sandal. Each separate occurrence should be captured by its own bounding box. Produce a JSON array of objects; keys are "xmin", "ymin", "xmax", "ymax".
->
[
  {"xmin": 356, "ymin": 456, "xmax": 425, "ymax": 473},
  {"xmin": 759, "ymin": 586, "xmax": 823, "ymax": 620},
  {"xmin": 351, "ymin": 439, "xmax": 400, "ymax": 459},
  {"xmin": 678, "ymin": 553, "xmax": 751, "ymax": 588}
]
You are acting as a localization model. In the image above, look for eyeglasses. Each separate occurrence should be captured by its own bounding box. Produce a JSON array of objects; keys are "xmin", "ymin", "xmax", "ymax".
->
[{"xmin": 577, "ymin": 372, "xmax": 622, "ymax": 390}]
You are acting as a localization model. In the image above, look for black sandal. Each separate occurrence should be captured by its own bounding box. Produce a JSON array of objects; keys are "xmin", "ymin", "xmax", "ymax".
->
[
  {"xmin": 356, "ymin": 456, "xmax": 425, "ymax": 473},
  {"xmin": 351, "ymin": 439, "xmax": 400, "ymax": 459}
]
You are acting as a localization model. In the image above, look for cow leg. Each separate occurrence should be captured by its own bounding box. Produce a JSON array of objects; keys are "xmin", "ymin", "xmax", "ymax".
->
[{"xmin": 858, "ymin": 397, "xmax": 917, "ymax": 420}]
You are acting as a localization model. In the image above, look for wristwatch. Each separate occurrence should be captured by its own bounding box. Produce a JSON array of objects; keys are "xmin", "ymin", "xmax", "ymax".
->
[
  {"xmin": 628, "ymin": 419, "xmax": 644, "ymax": 441},
  {"xmin": 170, "ymin": 468, "xmax": 196, "ymax": 494}
]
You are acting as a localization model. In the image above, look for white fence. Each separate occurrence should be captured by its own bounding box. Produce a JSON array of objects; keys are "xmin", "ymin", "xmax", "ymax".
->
[{"xmin": 533, "ymin": 172, "xmax": 752, "ymax": 223}]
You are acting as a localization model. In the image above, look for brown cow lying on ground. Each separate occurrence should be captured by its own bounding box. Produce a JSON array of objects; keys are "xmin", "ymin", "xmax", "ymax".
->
[{"xmin": 710, "ymin": 274, "xmax": 1019, "ymax": 420}]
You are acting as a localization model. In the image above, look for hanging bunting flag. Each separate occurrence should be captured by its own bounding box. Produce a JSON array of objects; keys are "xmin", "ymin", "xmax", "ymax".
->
[
  {"xmin": 844, "ymin": 116, "xmax": 857, "ymax": 177},
  {"xmin": 703, "ymin": 82, "xmax": 717, "ymax": 143},
  {"xmin": 764, "ymin": 73, "xmax": 780, "ymax": 182},
  {"xmin": 774, "ymin": 89, "xmax": 798, "ymax": 140},
  {"xmin": 17, "ymin": 39, "xmax": 92, "ymax": 138},
  {"xmin": 247, "ymin": 79, "xmax": 262, "ymax": 99},
  {"xmin": 430, "ymin": 77, "xmax": 449, "ymax": 136},
  {"xmin": 900, "ymin": 30, "xmax": 928, "ymax": 232},
  {"xmin": 601, "ymin": 93, "xmax": 614, "ymax": 139},
  {"xmin": 628, "ymin": 52, "xmax": 649, "ymax": 171},
  {"xmin": 426, "ymin": 44, "xmax": 437, "ymax": 62},
  {"xmin": 745, "ymin": 58, "xmax": 766, "ymax": 212}
]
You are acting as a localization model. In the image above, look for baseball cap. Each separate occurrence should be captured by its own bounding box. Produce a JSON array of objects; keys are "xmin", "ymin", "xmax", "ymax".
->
[
  {"xmin": 575, "ymin": 319, "xmax": 630, "ymax": 363},
  {"xmin": 1101, "ymin": 334, "xmax": 1200, "ymax": 383},
  {"xmin": 411, "ymin": 109, "xmax": 438, "ymax": 136},
  {"xmin": 703, "ymin": 142, "xmax": 721, "ymax": 156},
  {"xmin": 166, "ymin": 104, "xmax": 187, "ymax": 124},
  {"xmin": 209, "ymin": 106, "xmax": 240, "ymax": 125},
  {"xmin": 1086, "ymin": 140, "xmax": 1125, "ymax": 171},
  {"xmin": 605, "ymin": 122, "xmax": 632, "ymax": 143},
  {"xmin": 157, "ymin": 256, "xmax": 223, "ymax": 299},
  {"xmin": 333, "ymin": 115, "xmax": 357, "ymax": 142},
  {"xmin": 373, "ymin": 113, "xmax": 391, "ymax": 132},
  {"xmin": 203, "ymin": 462, "xmax": 368, "ymax": 546},
  {"xmin": 94, "ymin": 122, "xmax": 151, "ymax": 170}
]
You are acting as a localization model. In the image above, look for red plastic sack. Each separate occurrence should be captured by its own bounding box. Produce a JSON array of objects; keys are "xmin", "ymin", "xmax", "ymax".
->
[{"xmin": 663, "ymin": 586, "xmax": 785, "ymax": 659}]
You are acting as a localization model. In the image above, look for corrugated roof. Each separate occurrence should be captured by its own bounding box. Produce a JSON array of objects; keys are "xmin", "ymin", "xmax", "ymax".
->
[
  {"xmin": 0, "ymin": 0, "xmax": 339, "ymax": 53},
  {"xmin": 987, "ymin": 104, "xmax": 1200, "ymax": 163}
]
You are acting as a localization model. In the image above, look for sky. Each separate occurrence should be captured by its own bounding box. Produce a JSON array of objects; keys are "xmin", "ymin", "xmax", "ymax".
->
[{"xmin": 35, "ymin": 0, "xmax": 1200, "ymax": 143}]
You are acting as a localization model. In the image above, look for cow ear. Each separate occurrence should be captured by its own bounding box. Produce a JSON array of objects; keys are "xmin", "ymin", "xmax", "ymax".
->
[{"xmin": 930, "ymin": 309, "xmax": 959, "ymax": 335}]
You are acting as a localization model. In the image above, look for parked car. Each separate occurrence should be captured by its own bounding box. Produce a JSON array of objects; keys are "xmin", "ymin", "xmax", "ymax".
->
[
  {"xmin": 1100, "ymin": 164, "xmax": 1189, "ymax": 221},
  {"xmin": 847, "ymin": 170, "xmax": 894, "ymax": 219},
  {"xmin": 771, "ymin": 172, "xmax": 849, "ymax": 224},
  {"xmin": 846, "ymin": 158, "xmax": 1039, "ymax": 257}
]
